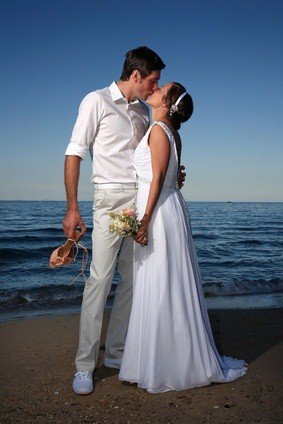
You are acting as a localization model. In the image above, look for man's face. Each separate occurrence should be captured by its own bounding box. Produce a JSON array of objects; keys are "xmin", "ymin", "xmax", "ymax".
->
[{"xmin": 135, "ymin": 70, "xmax": 160, "ymax": 100}]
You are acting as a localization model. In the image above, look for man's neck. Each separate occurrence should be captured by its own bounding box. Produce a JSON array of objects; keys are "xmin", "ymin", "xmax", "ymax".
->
[{"xmin": 116, "ymin": 80, "xmax": 137, "ymax": 102}]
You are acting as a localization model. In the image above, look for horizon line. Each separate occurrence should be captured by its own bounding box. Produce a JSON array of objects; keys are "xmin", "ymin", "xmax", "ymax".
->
[{"xmin": 0, "ymin": 199, "xmax": 282, "ymax": 203}]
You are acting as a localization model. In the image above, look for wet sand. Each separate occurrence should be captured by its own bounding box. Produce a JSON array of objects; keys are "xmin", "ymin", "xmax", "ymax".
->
[{"xmin": 1, "ymin": 308, "xmax": 282, "ymax": 423}]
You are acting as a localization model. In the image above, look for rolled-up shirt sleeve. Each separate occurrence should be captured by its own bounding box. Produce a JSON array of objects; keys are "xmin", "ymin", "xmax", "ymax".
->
[{"xmin": 65, "ymin": 92, "xmax": 102, "ymax": 159}]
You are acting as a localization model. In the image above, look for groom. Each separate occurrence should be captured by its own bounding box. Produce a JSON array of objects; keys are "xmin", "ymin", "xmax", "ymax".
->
[{"xmin": 63, "ymin": 46, "xmax": 165, "ymax": 394}]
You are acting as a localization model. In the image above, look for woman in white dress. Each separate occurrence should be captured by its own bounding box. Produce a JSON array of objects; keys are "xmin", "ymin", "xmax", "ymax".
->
[{"xmin": 119, "ymin": 82, "xmax": 247, "ymax": 394}]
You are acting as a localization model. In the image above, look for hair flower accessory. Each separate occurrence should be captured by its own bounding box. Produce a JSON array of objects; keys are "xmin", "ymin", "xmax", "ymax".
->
[
  {"xmin": 169, "ymin": 91, "xmax": 187, "ymax": 116},
  {"xmin": 169, "ymin": 104, "xmax": 178, "ymax": 115}
]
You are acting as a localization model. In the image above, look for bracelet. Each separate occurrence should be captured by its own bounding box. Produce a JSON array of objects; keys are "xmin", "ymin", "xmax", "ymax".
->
[
  {"xmin": 67, "ymin": 207, "xmax": 80, "ymax": 212},
  {"xmin": 141, "ymin": 214, "xmax": 150, "ymax": 225}
]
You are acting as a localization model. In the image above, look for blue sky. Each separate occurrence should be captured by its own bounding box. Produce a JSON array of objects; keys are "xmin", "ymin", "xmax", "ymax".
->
[{"xmin": 1, "ymin": 0, "xmax": 282, "ymax": 201}]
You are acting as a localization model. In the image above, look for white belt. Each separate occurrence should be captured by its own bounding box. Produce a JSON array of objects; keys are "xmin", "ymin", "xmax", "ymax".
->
[{"xmin": 93, "ymin": 182, "xmax": 138, "ymax": 190}]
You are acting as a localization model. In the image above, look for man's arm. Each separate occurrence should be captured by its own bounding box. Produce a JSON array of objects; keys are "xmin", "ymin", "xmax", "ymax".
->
[
  {"xmin": 62, "ymin": 155, "xmax": 87, "ymax": 238},
  {"xmin": 62, "ymin": 92, "xmax": 102, "ymax": 238}
]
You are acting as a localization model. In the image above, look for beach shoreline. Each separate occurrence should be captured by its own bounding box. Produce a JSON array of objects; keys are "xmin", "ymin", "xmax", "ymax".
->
[{"xmin": 1, "ymin": 307, "xmax": 282, "ymax": 423}]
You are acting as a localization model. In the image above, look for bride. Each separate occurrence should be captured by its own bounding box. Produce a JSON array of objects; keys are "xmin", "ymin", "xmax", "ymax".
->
[{"xmin": 119, "ymin": 82, "xmax": 247, "ymax": 393}]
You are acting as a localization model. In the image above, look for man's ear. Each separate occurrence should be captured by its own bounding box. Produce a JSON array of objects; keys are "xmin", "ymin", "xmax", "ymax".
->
[{"xmin": 131, "ymin": 70, "xmax": 141, "ymax": 83}]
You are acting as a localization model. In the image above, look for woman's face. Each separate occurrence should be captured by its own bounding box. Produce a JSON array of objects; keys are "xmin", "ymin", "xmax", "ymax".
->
[{"xmin": 146, "ymin": 82, "xmax": 173, "ymax": 108}]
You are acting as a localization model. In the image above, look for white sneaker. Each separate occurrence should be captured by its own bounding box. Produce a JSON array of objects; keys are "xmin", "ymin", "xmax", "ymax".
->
[
  {"xmin": 104, "ymin": 357, "xmax": 122, "ymax": 369},
  {"xmin": 72, "ymin": 371, "xmax": 93, "ymax": 395}
]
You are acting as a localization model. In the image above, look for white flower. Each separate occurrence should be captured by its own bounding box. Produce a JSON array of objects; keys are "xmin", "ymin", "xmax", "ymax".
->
[{"xmin": 108, "ymin": 206, "xmax": 140, "ymax": 238}]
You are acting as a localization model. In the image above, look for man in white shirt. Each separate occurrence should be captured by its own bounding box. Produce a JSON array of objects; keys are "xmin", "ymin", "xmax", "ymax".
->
[{"xmin": 63, "ymin": 46, "xmax": 165, "ymax": 394}]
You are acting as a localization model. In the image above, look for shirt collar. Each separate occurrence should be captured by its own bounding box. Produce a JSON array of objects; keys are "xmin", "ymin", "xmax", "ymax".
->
[
  {"xmin": 109, "ymin": 81, "xmax": 124, "ymax": 101},
  {"xmin": 109, "ymin": 81, "xmax": 140, "ymax": 105}
]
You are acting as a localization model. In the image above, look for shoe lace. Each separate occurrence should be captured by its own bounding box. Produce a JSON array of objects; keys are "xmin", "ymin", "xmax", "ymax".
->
[
  {"xmin": 68, "ymin": 240, "xmax": 88, "ymax": 285},
  {"xmin": 76, "ymin": 371, "xmax": 91, "ymax": 380}
]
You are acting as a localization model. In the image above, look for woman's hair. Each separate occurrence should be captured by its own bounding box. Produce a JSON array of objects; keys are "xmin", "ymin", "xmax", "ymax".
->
[
  {"xmin": 166, "ymin": 83, "xmax": 193, "ymax": 130},
  {"xmin": 120, "ymin": 46, "xmax": 165, "ymax": 80}
]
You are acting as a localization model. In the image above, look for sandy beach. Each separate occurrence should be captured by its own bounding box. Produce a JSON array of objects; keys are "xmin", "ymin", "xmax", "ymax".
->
[{"xmin": 1, "ymin": 307, "xmax": 282, "ymax": 423}]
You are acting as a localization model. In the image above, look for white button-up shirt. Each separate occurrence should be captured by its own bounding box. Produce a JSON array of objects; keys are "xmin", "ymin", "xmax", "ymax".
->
[{"xmin": 65, "ymin": 81, "xmax": 149, "ymax": 183}]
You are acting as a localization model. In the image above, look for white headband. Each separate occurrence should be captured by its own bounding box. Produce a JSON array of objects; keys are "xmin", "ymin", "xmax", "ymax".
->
[
  {"xmin": 175, "ymin": 91, "xmax": 187, "ymax": 106},
  {"xmin": 170, "ymin": 91, "xmax": 187, "ymax": 115}
]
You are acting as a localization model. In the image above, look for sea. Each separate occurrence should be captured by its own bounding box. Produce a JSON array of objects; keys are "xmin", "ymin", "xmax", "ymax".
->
[{"xmin": 0, "ymin": 201, "xmax": 282, "ymax": 322}]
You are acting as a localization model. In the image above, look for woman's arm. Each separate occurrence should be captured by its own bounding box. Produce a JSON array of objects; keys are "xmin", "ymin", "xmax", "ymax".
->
[{"xmin": 135, "ymin": 124, "xmax": 170, "ymax": 245}]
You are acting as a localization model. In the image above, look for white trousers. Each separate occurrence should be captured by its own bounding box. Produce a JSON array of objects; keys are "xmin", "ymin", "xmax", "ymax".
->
[{"xmin": 75, "ymin": 186, "xmax": 137, "ymax": 372}]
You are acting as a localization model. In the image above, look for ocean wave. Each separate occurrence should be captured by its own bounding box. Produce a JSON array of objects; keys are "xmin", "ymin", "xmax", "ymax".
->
[
  {"xmin": 234, "ymin": 227, "xmax": 259, "ymax": 232},
  {"xmin": 1, "ymin": 278, "xmax": 282, "ymax": 313},
  {"xmin": 203, "ymin": 277, "xmax": 283, "ymax": 296},
  {"xmin": 199, "ymin": 257, "xmax": 277, "ymax": 267},
  {"xmin": 0, "ymin": 227, "xmax": 94, "ymax": 235},
  {"xmin": 193, "ymin": 233, "xmax": 219, "ymax": 240},
  {"xmin": 0, "ymin": 245, "xmax": 92, "ymax": 260},
  {"xmin": 0, "ymin": 227, "xmax": 62, "ymax": 234},
  {"xmin": 0, "ymin": 283, "xmax": 117, "ymax": 312},
  {"xmin": 233, "ymin": 239, "xmax": 263, "ymax": 245},
  {"xmin": 0, "ymin": 234, "xmax": 65, "ymax": 243}
]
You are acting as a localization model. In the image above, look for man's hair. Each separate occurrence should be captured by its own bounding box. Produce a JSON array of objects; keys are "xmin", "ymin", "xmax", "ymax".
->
[{"xmin": 119, "ymin": 46, "xmax": 165, "ymax": 80}]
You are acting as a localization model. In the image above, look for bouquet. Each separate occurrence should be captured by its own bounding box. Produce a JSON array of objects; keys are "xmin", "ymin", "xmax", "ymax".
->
[{"xmin": 109, "ymin": 207, "xmax": 140, "ymax": 237}]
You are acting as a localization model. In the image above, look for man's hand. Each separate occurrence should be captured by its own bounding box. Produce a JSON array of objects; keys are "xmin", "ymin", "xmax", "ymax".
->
[
  {"xmin": 178, "ymin": 165, "xmax": 186, "ymax": 188},
  {"xmin": 62, "ymin": 209, "xmax": 87, "ymax": 239}
]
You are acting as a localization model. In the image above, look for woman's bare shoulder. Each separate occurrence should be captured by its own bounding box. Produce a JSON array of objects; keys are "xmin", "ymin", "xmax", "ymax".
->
[{"xmin": 148, "ymin": 123, "xmax": 169, "ymax": 145}]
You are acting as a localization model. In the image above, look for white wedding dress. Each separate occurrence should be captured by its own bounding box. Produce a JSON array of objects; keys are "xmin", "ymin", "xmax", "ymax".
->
[{"xmin": 119, "ymin": 121, "xmax": 247, "ymax": 393}]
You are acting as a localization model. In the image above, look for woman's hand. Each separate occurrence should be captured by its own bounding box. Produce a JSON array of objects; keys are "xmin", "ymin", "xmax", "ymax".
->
[
  {"xmin": 134, "ymin": 215, "xmax": 149, "ymax": 246},
  {"xmin": 178, "ymin": 165, "xmax": 186, "ymax": 188}
]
